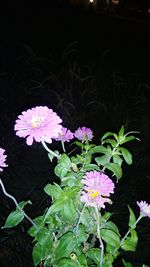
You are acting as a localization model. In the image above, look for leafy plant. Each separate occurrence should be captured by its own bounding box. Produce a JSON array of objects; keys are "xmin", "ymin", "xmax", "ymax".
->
[{"xmin": 0, "ymin": 106, "xmax": 149, "ymax": 267}]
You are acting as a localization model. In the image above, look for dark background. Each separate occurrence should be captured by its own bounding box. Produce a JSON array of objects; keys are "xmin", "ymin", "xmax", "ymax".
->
[{"xmin": 0, "ymin": 2, "xmax": 150, "ymax": 266}]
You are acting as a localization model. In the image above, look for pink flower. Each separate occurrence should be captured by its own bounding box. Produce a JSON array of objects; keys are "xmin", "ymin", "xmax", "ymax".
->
[
  {"xmin": 14, "ymin": 106, "xmax": 62, "ymax": 145},
  {"xmin": 81, "ymin": 171, "xmax": 115, "ymax": 208},
  {"xmin": 74, "ymin": 127, "xmax": 93, "ymax": 142},
  {"xmin": 55, "ymin": 127, "xmax": 74, "ymax": 142},
  {"xmin": 137, "ymin": 201, "xmax": 150, "ymax": 218},
  {"xmin": 0, "ymin": 148, "xmax": 8, "ymax": 172}
]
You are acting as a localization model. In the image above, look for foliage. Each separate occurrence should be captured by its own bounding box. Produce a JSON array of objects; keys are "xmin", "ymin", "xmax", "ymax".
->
[{"xmin": 1, "ymin": 124, "xmax": 149, "ymax": 267}]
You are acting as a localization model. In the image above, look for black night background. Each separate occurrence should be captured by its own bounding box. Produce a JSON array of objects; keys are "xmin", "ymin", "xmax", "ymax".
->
[{"xmin": 0, "ymin": 1, "xmax": 150, "ymax": 266}]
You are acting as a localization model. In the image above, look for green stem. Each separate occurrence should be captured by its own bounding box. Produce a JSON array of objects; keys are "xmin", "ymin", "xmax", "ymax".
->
[
  {"xmin": 102, "ymin": 141, "xmax": 120, "ymax": 173},
  {"xmin": 41, "ymin": 139, "xmax": 60, "ymax": 159},
  {"xmin": 74, "ymin": 203, "xmax": 86, "ymax": 236},
  {"xmin": 95, "ymin": 205, "xmax": 104, "ymax": 267},
  {"xmin": 0, "ymin": 178, "xmax": 38, "ymax": 230},
  {"xmin": 120, "ymin": 214, "xmax": 143, "ymax": 246},
  {"xmin": 61, "ymin": 141, "xmax": 66, "ymax": 152}
]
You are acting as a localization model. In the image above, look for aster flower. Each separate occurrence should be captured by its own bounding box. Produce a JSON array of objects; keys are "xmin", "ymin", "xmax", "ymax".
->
[
  {"xmin": 0, "ymin": 148, "xmax": 8, "ymax": 172},
  {"xmin": 14, "ymin": 106, "xmax": 62, "ymax": 145},
  {"xmin": 55, "ymin": 127, "xmax": 74, "ymax": 142},
  {"xmin": 81, "ymin": 171, "xmax": 115, "ymax": 208},
  {"xmin": 74, "ymin": 127, "xmax": 93, "ymax": 143},
  {"xmin": 137, "ymin": 201, "xmax": 150, "ymax": 218}
]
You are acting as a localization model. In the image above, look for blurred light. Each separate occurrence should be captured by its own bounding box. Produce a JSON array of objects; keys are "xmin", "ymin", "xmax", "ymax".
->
[
  {"xmin": 111, "ymin": 0, "xmax": 119, "ymax": 5},
  {"xmin": 89, "ymin": 0, "xmax": 94, "ymax": 3}
]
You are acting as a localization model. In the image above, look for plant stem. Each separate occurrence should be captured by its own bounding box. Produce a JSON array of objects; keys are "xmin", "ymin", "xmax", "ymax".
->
[
  {"xmin": 95, "ymin": 205, "xmax": 104, "ymax": 267},
  {"xmin": 0, "ymin": 178, "xmax": 38, "ymax": 230},
  {"xmin": 120, "ymin": 214, "xmax": 143, "ymax": 246},
  {"xmin": 41, "ymin": 139, "xmax": 60, "ymax": 159},
  {"xmin": 74, "ymin": 203, "xmax": 86, "ymax": 236},
  {"xmin": 61, "ymin": 141, "xmax": 66, "ymax": 152},
  {"xmin": 102, "ymin": 141, "xmax": 120, "ymax": 173}
]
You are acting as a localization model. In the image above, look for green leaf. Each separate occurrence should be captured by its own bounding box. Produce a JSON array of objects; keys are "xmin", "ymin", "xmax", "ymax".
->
[
  {"xmin": 118, "ymin": 125, "xmax": 124, "ymax": 137},
  {"xmin": 28, "ymin": 216, "xmax": 44, "ymax": 237},
  {"xmin": 44, "ymin": 200, "xmax": 63, "ymax": 221},
  {"xmin": 36, "ymin": 227, "xmax": 53, "ymax": 247},
  {"xmin": 61, "ymin": 199, "xmax": 77, "ymax": 223},
  {"xmin": 95, "ymin": 155, "xmax": 108, "ymax": 166},
  {"xmin": 113, "ymin": 154, "xmax": 123, "ymax": 166},
  {"xmin": 121, "ymin": 229, "xmax": 138, "ymax": 251},
  {"xmin": 17, "ymin": 200, "xmax": 32, "ymax": 209},
  {"xmin": 61, "ymin": 173, "xmax": 82, "ymax": 187},
  {"xmin": 102, "ymin": 212, "xmax": 112, "ymax": 222},
  {"xmin": 64, "ymin": 186, "xmax": 80, "ymax": 197},
  {"xmin": 101, "ymin": 139, "xmax": 117, "ymax": 148},
  {"xmin": 78, "ymin": 253, "xmax": 88, "ymax": 266},
  {"xmin": 59, "ymin": 153, "xmax": 72, "ymax": 167},
  {"xmin": 105, "ymin": 162, "xmax": 122, "ymax": 181},
  {"xmin": 74, "ymin": 141, "xmax": 85, "ymax": 148},
  {"xmin": 106, "ymin": 244, "xmax": 119, "ymax": 258},
  {"xmin": 75, "ymin": 225, "xmax": 88, "ymax": 245},
  {"xmin": 119, "ymin": 135, "xmax": 137, "ymax": 145},
  {"xmin": 120, "ymin": 147, "xmax": 132, "ymax": 165},
  {"xmin": 44, "ymin": 256, "xmax": 52, "ymax": 267},
  {"xmin": 54, "ymin": 164, "xmax": 68, "ymax": 178},
  {"xmin": 101, "ymin": 132, "xmax": 115, "ymax": 141},
  {"xmin": 80, "ymin": 207, "xmax": 95, "ymax": 231},
  {"xmin": 86, "ymin": 248, "xmax": 101, "ymax": 265},
  {"xmin": 103, "ymin": 253, "xmax": 114, "ymax": 266},
  {"xmin": 104, "ymin": 221, "xmax": 120, "ymax": 236},
  {"xmin": 32, "ymin": 243, "xmax": 44, "ymax": 266},
  {"xmin": 2, "ymin": 209, "xmax": 24, "ymax": 229},
  {"xmin": 32, "ymin": 231, "xmax": 53, "ymax": 266},
  {"xmin": 122, "ymin": 259, "xmax": 133, "ymax": 267},
  {"xmin": 57, "ymin": 258, "xmax": 80, "ymax": 267},
  {"xmin": 89, "ymin": 145, "xmax": 108, "ymax": 155},
  {"xmin": 54, "ymin": 154, "xmax": 72, "ymax": 178},
  {"xmin": 82, "ymin": 164, "xmax": 100, "ymax": 171},
  {"xmin": 55, "ymin": 232, "xmax": 77, "ymax": 261},
  {"xmin": 128, "ymin": 206, "xmax": 136, "ymax": 228},
  {"xmin": 101, "ymin": 228, "xmax": 120, "ymax": 248},
  {"xmin": 44, "ymin": 183, "xmax": 63, "ymax": 199},
  {"xmin": 2, "ymin": 200, "xmax": 32, "ymax": 229}
]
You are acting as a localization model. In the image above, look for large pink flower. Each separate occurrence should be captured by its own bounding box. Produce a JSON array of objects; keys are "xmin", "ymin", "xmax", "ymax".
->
[
  {"xmin": 81, "ymin": 171, "xmax": 115, "ymax": 208},
  {"xmin": 55, "ymin": 127, "xmax": 74, "ymax": 142},
  {"xmin": 14, "ymin": 106, "xmax": 62, "ymax": 145},
  {"xmin": 0, "ymin": 148, "xmax": 8, "ymax": 172},
  {"xmin": 74, "ymin": 127, "xmax": 93, "ymax": 143},
  {"xmin": 137, "ymin": 201, "xmax": 150, "ymax": 218}
]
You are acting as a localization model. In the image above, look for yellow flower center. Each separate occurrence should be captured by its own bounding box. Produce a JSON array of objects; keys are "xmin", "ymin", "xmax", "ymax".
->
[
  {"xmin": 31, "ymin": 116, "xmax": 45, "ymax": 128},
  {"xmin": 88, "ymin": 189, "xmax": 99, "ymax": 199}
]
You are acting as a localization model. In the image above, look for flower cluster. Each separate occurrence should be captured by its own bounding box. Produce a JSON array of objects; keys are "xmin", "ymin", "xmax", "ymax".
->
[
  {"xmin": 81, "ymin": 171, "xmax": 115, "ymax": 208},
  {"xmin": 14, "ymin": 106, "xmax": 93, "ymax": 145},
  {"xmin": 0, "ymin": 148, "xmax": 8, "ymax": 172}
]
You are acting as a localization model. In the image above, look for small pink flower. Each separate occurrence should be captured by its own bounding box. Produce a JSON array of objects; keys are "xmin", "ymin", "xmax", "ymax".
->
[
  {"xmin": 74, "ymin": 127, "xmax": 93, "ymax": 142},
  {"xmin": 137, "ymin": 201, "xmax": 150, "ymax": 218},
  {"xmin": 55, "ymin": 127, "xmax": 74, "ymax": 142},
  {"xmin": 0, "ymin": 148, "xmax": 8, "ymax": 172},
  {"xmin": 14, "ymin": 106, "xmax": 62, "ymax": 145},
  {"xmin": 81, "ymin": 171, "xmax": 115, "ymax": 208}
]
